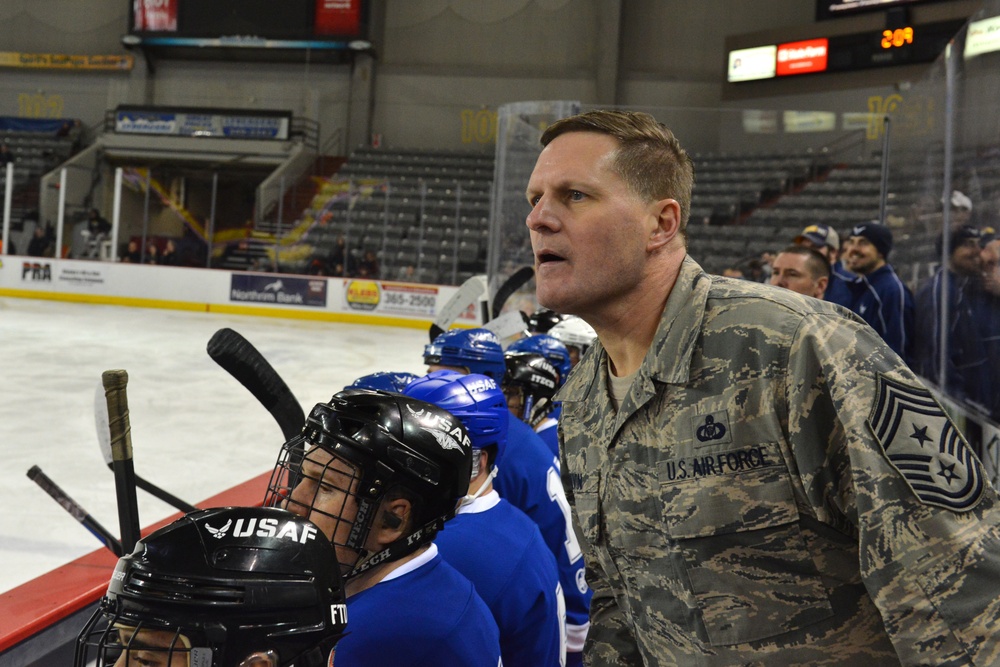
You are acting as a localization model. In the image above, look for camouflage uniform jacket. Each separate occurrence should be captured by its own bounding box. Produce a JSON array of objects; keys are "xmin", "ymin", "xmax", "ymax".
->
[{"xmin": 557, "ymin": 256, "xmax": 1000, "ymax": 666}]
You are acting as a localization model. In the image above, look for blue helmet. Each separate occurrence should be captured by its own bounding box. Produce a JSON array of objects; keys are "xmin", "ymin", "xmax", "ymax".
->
[
  {"xmin": 423, "ymin": 328, "xmax": 505, "ymax": 382},
  {"xmin": 403, "ymin": 370, "xmax": 509, "ymax": 464},
  {"xmin": 349, "ymin": 371, "xmax": 420, "ymax": 394},
  {"xmin": 507, "ymin": 334, "xmax": 571, "ymax": 385}
]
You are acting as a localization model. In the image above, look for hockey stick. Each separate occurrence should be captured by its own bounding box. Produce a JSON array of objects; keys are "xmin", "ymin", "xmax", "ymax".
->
[
  {"xmin": 27, "ymin": 465, "xmax": 123, "ymax": 557},
  {"xmin": 429, "ymin": 273, "xmax": 489, "ymax": 342},
  {"xmin": 93, "ymin": 382, "xmax": 198, "ymax": 514},
  {"xmin": 206, "ymin": 328, "xmax": 305, "ymax": 441},
  {"xmin": 102, "ymin": 369, "xmax": 142, "ymax": 556},
  {"xmin": 483, "ymin": 309, "xmax": 531, "ymax": 345},
  {"xmin": 490, "ymin": 265, "xmax": 535, "ymax": 320}
]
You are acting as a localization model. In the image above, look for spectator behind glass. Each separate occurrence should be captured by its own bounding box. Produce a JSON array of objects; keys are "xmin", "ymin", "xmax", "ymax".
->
[
  {"xmin": 160, "ymin": 239, "xmax": 179, "ymax": 266},
  {"xmin": 86, "ymin": 208, "xmax": 111, "ymax": 237},
  {"xmin": 839, "ymin": 221, "xmax": 915, "ymax": 363},
  {"xmin": 357, "ymin": 249, "xmax": 379, "ymax": 279},
  {"xmin": 914, "ymin": 225, "xmax": 989, "ymax": 411},
  {"xmin": 978, "ymin": 232, "xmax": 1000, "ymax": 420},
  {"xmin": 121, "ymin": 239, "xmax": 142, "ymax": 263},
  {"xmin": 793, "ymin": 223, "xmax": 853, "ymax": 306},
  {"xmin": 26, "ymin": 224, "xmax": 54, "ymax": 258},
  {"xmin": 769, "ymin": 244, "xmax": 830, "ymax": 299}
]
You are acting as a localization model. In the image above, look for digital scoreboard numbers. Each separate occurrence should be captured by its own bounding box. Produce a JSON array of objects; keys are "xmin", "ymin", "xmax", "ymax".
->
[{"xmin": 882, "ymin": 26, "xmax": 914, "ymax": 48}]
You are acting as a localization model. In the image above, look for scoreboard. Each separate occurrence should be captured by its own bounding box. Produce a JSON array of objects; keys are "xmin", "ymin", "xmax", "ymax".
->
[{"xmin": 728, "ymin": 19, "xmax": 965, "ymax": 82}]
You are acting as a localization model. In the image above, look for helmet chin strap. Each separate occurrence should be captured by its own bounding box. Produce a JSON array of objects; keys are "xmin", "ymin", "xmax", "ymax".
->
[
  {"xmin": 459, "ymin": 466, "xmax": 497, "ymax": 509},
  {"xmin": 347, "ymin": 516, "xmax": 447, "ymax": 580}
]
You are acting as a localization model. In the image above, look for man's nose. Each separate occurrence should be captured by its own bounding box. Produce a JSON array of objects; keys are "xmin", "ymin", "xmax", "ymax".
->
[{"xmin": 526, "ymin": 195, "xmax": 558, "ymax": 232}]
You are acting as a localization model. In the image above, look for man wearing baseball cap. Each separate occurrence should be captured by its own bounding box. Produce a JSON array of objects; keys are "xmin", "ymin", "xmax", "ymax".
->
[
  {"xmin": 840, "ymin": 221, "xmax": 914, "ymax": 363},
  {"xmin": 793, "ymin": 223, "xmax": 853, "ymax": 307}
]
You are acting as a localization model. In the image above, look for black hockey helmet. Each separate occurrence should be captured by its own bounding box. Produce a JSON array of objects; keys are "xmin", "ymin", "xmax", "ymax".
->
[
  {"xmin": 75, "ymin": 506, "xmax": 347, "ymax": 667},
  {"xmin": 349, "ymin": 371, "xmax": 420, "ymax": 394},
  {"xmin": 267, "ymin": 389, "xmax": 473, "ymax": 577},
  {"xmin": 527, "ymin": 308, "xmax": 566, "ymax": 334},
  {"xmin": 501, "ymin": 351, "xmax": 560, "ymax": 426}
]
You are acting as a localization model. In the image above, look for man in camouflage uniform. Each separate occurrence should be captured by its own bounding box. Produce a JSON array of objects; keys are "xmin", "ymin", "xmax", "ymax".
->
[{"xmin": 525, "ymin": 108, "xmax": 1000, "ymax": 666}]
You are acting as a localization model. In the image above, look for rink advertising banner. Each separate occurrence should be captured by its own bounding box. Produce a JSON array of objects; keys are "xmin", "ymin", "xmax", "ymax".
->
[
  {"xmin": 230, "ymin": 275, "xmax": 327, "ymax": 308},
  {"xmin": 376, "ymin": 282, "xmax": 438, "ymax": 317},
  {"xmin": 0, "ymin": 52, "xmax": 134, "ymax": 71},
  {"xmin": 344, "ymin": 280, "xmax": 380, "ymax": 311},
  {"xmin": 56, "ymin": 265, "xmax": 107, "ymax": 287},
  {"xmin": 133, "ymin": 0, "xmax": 178, "ymax": 32},
  {"xmin": 343, "ymin": 280, "xmax": 440, "ymax": 317},
  {"xmin": 114, "ymin": 107, "xmax": 291, "ymax": 140},
  {"xmin": 20, "ymin": 261, "xmax": 52, "ymax": 283}
]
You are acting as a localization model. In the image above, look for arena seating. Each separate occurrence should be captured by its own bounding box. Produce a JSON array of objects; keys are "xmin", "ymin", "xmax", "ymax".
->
[
  {"xmin": 278, "ymin": 147, "xmax": 494, "ymax": 284},
  {"xmin": 0, "ymin": 121, "xmax": 81, "ymax": 233}
]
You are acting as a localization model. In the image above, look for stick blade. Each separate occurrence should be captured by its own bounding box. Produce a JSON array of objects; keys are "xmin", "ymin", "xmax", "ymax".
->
[
  {"xmin": 430, "ymin": 274, "xmax": 488, "ymax": 341},
  {"xmin": 94, "ymin": 381, "xmax": 113, "ymax": 465},
  {"xmin": 490, "ymin": 266, "xmax": 534, "ymax": 321},
  {"xmin": 207, "ymin": 328, "xmax": 305, "ymax": 441}
]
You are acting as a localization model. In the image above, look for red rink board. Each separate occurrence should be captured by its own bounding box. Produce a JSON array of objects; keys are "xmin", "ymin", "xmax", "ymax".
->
[{"xmin": 0, "ymin": 471, "xmax": 271, "ymax": 654}]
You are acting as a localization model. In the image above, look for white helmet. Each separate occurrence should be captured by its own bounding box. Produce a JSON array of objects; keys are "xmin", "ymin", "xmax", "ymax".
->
[{"xmin": 548, "ymin": 317, "xmax": 597, "ymax": 363}]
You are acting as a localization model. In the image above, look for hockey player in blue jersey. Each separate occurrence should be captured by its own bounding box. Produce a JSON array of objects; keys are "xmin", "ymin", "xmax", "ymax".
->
[
  {"xmin": 405, "ymin": 370, "xmax": 566, "ymax": 666},
  {"xmin": 506, "ymin": 334, "xmax": 572, "ymax": 457},
  {"xmin": 266, "ymin": 389, "xmax": 502, "ymax": 666},
  {"xmin": 502, "ymin": 350, "xmax": 562, "ymax": 457},
  {"xmin": 424, "ymin": 328, "xmax": 592, "ymax": 666}
]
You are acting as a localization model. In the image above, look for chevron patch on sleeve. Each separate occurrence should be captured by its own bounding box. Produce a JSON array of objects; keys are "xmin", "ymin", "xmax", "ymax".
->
[{"xmin": 868, "ymin": 373, "xmax": 986, "ymax": 512}]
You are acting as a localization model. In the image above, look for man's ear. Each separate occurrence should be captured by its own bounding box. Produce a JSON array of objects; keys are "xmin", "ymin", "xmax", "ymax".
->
[
  {"xmin": 648, "ymin": 198, "xmax": 681, "ymax": 252},
  {"xmin": 816, "ymin": 276, "xmax": 829, "ymax": 298},
  {"xmin": 375, "ymin": 497, "xmax": 411, "ymax": 545}
]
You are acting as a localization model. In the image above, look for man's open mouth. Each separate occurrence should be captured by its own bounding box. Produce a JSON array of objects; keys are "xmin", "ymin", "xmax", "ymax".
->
[{"xmin": 537, "ymin": 251, "xmax": 565, "ymax": 265}]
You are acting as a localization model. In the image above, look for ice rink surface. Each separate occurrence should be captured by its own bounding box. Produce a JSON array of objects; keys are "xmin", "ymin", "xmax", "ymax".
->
[{"xmin": 0, "ymin": 297, "xmax": 430, "ymax": 594}]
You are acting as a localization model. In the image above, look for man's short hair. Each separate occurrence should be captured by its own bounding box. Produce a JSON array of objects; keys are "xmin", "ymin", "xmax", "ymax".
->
[
  {"xmin": 778, "ymin": 244, "xmax": 831, "ymax": 281},
  {"xmin": 540, "ymin": 110, "xmax": 695, "ymax": 238}
]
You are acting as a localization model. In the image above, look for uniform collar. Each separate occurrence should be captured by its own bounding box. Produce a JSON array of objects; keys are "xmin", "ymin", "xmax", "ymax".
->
[
  {"xmin": 455, "ymin": 489, "xmax": 500, "ymax": 515},
  {"xmin": 557, "ymin": 255, "xmax": 710, "ymax": 412}
]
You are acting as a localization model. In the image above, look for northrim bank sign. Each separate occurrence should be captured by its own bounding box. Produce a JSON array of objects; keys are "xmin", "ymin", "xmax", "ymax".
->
[{"xmin": 230, "ymin": 275, "xmax": 327, "ymax": 308}]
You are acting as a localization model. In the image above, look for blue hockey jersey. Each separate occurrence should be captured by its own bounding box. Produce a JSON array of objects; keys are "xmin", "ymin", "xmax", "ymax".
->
[
  {"xmin": 494, "ymin": 413, "xmax": 592, "ymax": 656},
  {"xmin": 436, "ymin": 490, "xmax": 565, "ymax": 667},
  {"xmin": 330, "ymin": 545, "xmax": 502, "ymax": 666}
]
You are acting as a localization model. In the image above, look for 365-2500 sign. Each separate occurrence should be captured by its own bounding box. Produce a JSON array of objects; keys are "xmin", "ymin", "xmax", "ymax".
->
[{"xmin": 382, "ymin": 289, "xmax": 436, "ymax": 315}]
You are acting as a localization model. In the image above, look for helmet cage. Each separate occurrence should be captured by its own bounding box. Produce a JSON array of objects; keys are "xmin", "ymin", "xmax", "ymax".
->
[
  {"xmin": 267, "ymin": 391, "xmax": 472, "ymax": 578},
  {"xmin": 502, "ymin": 352, "xmax": 559, "ymax": 427},
  {"xmin": 75, "ymin": 507, "xmax": 346, "ymax": 667}
]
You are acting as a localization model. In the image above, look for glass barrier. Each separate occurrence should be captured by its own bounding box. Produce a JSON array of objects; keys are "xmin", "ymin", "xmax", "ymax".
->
[
  {"xmin": 884, "ymin": 0, "xmax": 1000, "ymax": 470},
  {"xmin": 491, "ymin": 84, "xmax": 998, "ymax": 473}
]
